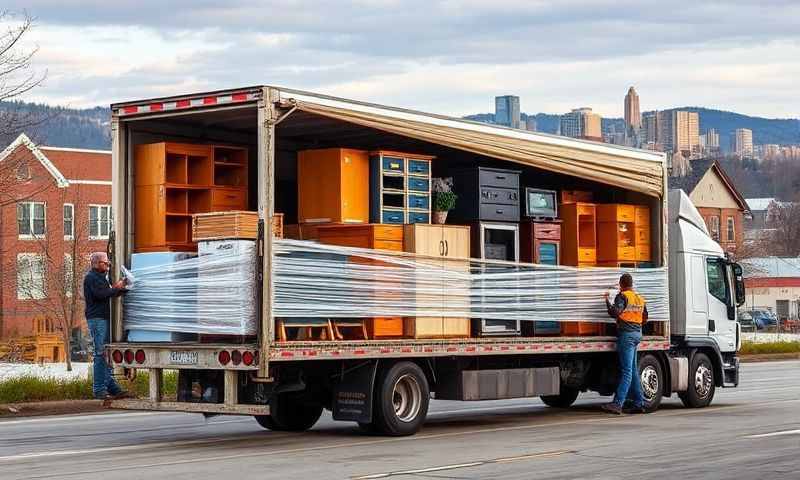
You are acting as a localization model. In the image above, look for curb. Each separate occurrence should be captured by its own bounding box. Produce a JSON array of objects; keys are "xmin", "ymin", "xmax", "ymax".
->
[
  {"xmin": 739, "ymin": 352, "xmax": 800, "ymax": 363},
  {"xmin": 0, "ymin": 399, "xmax": 110, "ymax": 419}
]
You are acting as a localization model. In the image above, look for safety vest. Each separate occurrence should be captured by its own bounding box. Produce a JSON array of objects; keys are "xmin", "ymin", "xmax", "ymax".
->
[{"xmin": 619, "ymin": 290, "xmax": 646, "ymax": 324}]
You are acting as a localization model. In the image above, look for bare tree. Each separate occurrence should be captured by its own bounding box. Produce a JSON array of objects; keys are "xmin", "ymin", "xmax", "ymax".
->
[{"xmin": 766, "ymin": 199, "xmax": 800, "ymax": 257}]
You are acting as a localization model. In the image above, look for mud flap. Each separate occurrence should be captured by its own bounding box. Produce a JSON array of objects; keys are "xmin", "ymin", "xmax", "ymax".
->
[{"xmin": 332, "ymin": 360, "xmax": 378, "ymax": 423}]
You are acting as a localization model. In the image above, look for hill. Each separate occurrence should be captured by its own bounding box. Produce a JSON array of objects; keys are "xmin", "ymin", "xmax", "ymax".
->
[{"xmin": 0, "ymin": 101, "xmax": 111, "ymax": 150}]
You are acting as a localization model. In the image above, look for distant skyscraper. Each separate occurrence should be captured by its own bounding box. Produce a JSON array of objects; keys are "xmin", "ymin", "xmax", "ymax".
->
[
  {"xmin": 525, "ymin": 116, "xmax": 537, "ymax": 132},
  {"xmin": 662, "ymin": 110, "xmax": 700, "ymax": 156},
  {"xmin": 643, "ymin": 111, "xmax": 659, "ymax": 144},
  {"xmin": 560, "ymin": 108, "xmax": 602, "ymax": 141},
  {"xmin": 495, "ymin": 95, "xmax": 521, "ymax": 128},
  {"xmin": 624, "ymin": 87, "xmax": 641, "ymax": 131},
  {"xmin": 705, "ymin": 128, "xmax": 720, "ymax": 149},
  {"xmin": 731, "ymin": 128, "xmax": 753, "ymax": 158}
]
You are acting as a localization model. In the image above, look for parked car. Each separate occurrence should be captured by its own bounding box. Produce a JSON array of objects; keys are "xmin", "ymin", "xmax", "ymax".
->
[
  {"xmin": 737, "ymin": 310, "xmax": 755, "ymax": 331},
  {"xmin": 748, "ymin": 309, "xmax": 778, "ymax": 330}
]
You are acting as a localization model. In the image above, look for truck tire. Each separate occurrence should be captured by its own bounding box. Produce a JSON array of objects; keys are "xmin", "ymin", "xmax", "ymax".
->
[
  {"xmin": 255, "ymin": 392, "xmax": 323, "ymax": 431},
  {"xmin": 540, "ymin": 386, "xmax": 580, "ymax": 408},
  {"xmin": 639, "ymin": 354, "xmax": 664, "ymax": 412},
  {"xmin": 373, "ymin": 362, "xmax": 429, "ymax": 436},
  {"xmin": 678, "ymin": 352, "xmax": 715, "ymax": 408}
]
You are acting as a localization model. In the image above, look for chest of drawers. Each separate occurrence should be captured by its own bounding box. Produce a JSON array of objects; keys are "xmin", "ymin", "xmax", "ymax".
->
[{"xmin": 448, "ymin": 167, "xmax": 521, "ymax": 223}]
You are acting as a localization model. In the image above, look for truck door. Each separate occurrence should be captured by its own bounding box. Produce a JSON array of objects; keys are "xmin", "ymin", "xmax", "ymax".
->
[{"xmin": 706, "ymin": 257, "xmax": 736, "ymax": 352}]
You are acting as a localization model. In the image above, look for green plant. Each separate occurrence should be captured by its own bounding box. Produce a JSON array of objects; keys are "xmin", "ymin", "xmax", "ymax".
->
[
  {"xmin": 434, "ymin": 191, "xmax": 457, "ymax": 211},
  {"xmin": 739, "ymin": 341, "xmax": 800, "ymax": 355}
]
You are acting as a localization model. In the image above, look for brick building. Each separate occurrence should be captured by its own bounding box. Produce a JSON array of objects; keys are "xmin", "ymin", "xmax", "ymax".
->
[
  {"xmin": 0, "ymin": 133, "xmax": 111, "ymax": 343},
  {"xmin": 669, "ymin": 158, "xmax": 749, "ymax": 255}
]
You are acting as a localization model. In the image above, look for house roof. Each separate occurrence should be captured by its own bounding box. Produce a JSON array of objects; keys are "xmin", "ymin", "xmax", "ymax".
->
[
  {"xmin": 740, "ymin": 257, "xmax": 800, "ymax": 278},
  {"xmin": 667, "ymin": 158, "xmax": 749, "ymax": 212},
  {"xmin": 746, "ymin": 197, "xmax": 776, "ymax": 212},
  {"xmin": 0, "ymin": 134, "xmax": 111, "ymax": 187}
]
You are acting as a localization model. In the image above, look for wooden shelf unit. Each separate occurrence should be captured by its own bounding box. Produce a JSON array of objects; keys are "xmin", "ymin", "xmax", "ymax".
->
[
  {"xmin": 370, "ymin": 151, "xmax": 434, "ymax": 225},
  {"xmin": 596, "ymin": 204, "xmax": 651, "ymax": 263},
  {"xmin": 559, "ymin": 202, "xmax": 597, "ymax": 267},
  {"xmin": 134, "ymin": 142, "xmax": 248, "ymax": 252}
]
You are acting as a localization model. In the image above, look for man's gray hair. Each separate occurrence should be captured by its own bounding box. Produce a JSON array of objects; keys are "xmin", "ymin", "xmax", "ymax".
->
[{"xmin": 90, "ymin": 252, "xmax": 108, "ymax": 267}]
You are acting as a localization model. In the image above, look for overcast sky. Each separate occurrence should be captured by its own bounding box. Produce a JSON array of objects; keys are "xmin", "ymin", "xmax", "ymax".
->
[{"xmin": 4, "ymin": 1, "xmax": 799, "ymax": 118}]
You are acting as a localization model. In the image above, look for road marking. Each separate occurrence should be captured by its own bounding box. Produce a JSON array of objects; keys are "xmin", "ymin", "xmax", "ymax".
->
[
  {"xmin": 745, "ymin": 429, "xmax": 800, "ymax": 439},
  {"xmin": 0, "ymin": 411, "xmax": 171, "ymax": 426}
]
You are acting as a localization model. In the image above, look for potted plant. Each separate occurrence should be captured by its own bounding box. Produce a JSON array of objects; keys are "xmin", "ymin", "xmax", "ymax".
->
[{"xmin": 432, "ymin": 177, "xmax": 457, "ymax": 224}]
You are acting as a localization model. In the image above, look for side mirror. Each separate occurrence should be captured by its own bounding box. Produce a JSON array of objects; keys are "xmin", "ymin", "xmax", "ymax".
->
[{"xmin": 732, "ymin": 263, "xmax": 746, "ymax": 307}]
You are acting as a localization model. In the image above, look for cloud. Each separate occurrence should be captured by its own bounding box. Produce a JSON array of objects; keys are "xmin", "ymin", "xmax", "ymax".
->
[{"xmin": 2, "ymin": 1, "xmax": 799, "ymax": 118}]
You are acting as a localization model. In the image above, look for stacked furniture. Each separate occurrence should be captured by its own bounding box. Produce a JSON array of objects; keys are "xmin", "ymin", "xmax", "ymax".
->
[
  {"xmin": 297, "ymin": 148, "xmax": 369, "ymax": 224},
  {"xmin": 449, "ymin": 167, "xmax": 521, "ymax": 336},
  {"xmin": 596, "ymin": 204, "xmax": 652, "ymax": 267},
  {"xmin": 193, "ymin": 211, "xmax": 283, "ymax": 241},
  {"xmin": 134, "ymin": 142, "xmax": 248, "ymax": 252},
  {"xmin": 403, "ymin": 224, "xmax": 471, "ymax": 338},
  {"xmin": 520, "ymin": 220, "xmax": 562, "ymax": 335},
  {"xmin": 369, "ymin": 151, "xmax": 434, "ymax": 224},
  {"xmin": 559, "ymin": 202, "xmax": 601, "ymax": 335}
]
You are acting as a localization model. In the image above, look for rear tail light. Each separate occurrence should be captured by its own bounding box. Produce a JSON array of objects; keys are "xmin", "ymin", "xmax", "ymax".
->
[
  {"xmin": 242, "ymin": 351, "xmax": 255, "ymax": 366},
  {"xmin": 231, "ymin": 350, "xmax": 242, "ymax": 366},
  {"xmin": 218, "ymin": 350, "xmax": 231, "ymax": 365},
  {"xmin": 112, "ymin": 350, "xmax": 123, "ymax": 364},
  {"xmin": 123, "ymin": 349, "xmax": 134, "ymax": 364},
  {"xmin": 134, "ymin": 350, "xmax": 146, "ymax": 364}
]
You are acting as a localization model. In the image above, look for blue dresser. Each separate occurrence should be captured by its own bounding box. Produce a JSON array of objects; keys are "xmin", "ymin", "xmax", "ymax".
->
[{"xmin": 369, "ymin": 151, "xmax": 434, "ymax": 224}]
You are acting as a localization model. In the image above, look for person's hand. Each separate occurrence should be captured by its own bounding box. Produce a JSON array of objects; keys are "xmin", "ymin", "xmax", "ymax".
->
[
  {"xmin": 603, "ymin": 291, "xmax": 610, "ymax": 300},
  {"xmin": 112, "ymin": 280, "xmax": 125, "ymax": 289}
]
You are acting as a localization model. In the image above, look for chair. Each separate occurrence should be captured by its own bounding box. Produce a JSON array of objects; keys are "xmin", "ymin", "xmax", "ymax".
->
[{"xmin": 276, "ymin": 318, "xmax": 335, "ymax": 342}]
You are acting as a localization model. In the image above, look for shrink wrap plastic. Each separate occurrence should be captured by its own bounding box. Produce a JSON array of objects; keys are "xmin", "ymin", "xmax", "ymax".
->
[
  {"xmin": 273, "ymin": 239, "xmax": 668, "ymax": 323},
  {"xmin": 123, "ymin": 238, "xmax": 668, "ymax": 335}
]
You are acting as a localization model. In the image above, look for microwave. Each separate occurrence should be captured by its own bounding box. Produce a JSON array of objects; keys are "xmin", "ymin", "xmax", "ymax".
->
[{"xmin": 524, "ymin": 188, "xmax": 558, "ymax": 218}]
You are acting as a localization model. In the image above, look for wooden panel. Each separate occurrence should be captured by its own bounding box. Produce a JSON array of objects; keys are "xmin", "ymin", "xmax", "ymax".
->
[
  {"xmin": 212, "ymin": 188, "xmax": 247, "ymax": 209},
  {"xmin": 597, "ymin": 204, "xmax": 635, "ymax": 223},
  {"xmin": 578, "ymin": 248, "xmax": 596, "ymax": 263},
  {"xmin": 441, "ymin": 225, "xmax": 471, "ymax": 260},
  {"xmin": 368, "ymin": 317, "xmax": 404, "ymax": 338},
  {"xmin": 442, "ymin": 317, "xmax": 470, "ymax": 337},
  {"xmin": 560, "ymin": 203, "xmax": 596, "ymax": 266},
  {"xmin": 404, "ymin": 317, "xmax": 444, "ymax": 338},
  {"xmin": 192, "ymin": 211, "xmax": 281, "ymax": 241},
  {"xmin": 134, "ymin": 143, "xmax": 166, "ymax": 186},
  {"xmin": 284, "ymin": 223, "xmax": 327, "ymax": 240},
  {"xmin": 561, "ymin": 322, "xmax": 603, "ymax": 336},
  {"xmin": 560, "ymin": 190, "xmax": 593, "ymax": 204},
  {"xmin": 403, "ymin": 224, "xmax": 443, "ymax": 257},
  {"xmin": 298, "ymin": 148, "xmax": 369, "ymax": 224},
  {"xmin": 636, "ymin": 244, "xmax": 652, "ymax": 261},
  {"xmin": 340, "ymin": 149, "xmax": 371, "ymax": 223},
  {"xmin": 134, "ymin": 185, "xmax": 166, "ymax": 249},
  {"xmin": 317, "ymin": 224, "xmax": 403, "ymax": 250},
  {"xmin": 373, "ymin": 225, "xmax": 404, "ymax": 242},
  {"xmin": 373, "ymin": 240, "xmax": 403, "ymax": 251},
  {"xmin": 635, "ymin": 206, "xmax": 650, "ymax": 226}
]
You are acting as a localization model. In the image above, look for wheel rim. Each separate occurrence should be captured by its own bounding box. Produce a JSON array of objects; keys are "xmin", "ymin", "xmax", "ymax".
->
[
  {"xmin": 392, "ymin": 374, "xmax": 422, "ymax": 423},
  {"xmin": 640, "ymin": 365, "xmax": 660, "ymax": 402},
  {"xmin": 694, "ymin": 364, "xmax": 713, "ymax": 398}
]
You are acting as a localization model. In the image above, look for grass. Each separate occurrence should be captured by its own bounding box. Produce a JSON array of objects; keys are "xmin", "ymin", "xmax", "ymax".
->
[
  {"xmin": 0, "ymin": 370, "xmax": 178, "ymax": 404},
  {"xmin": 739, "ymin": 341, "xmax": 800, "ymax": 355}
]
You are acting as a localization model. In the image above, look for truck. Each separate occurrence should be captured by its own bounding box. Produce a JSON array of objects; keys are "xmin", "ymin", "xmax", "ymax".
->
[{"xmin": 106, "ymin": 86, "xmax": 745, "ymax": 435}]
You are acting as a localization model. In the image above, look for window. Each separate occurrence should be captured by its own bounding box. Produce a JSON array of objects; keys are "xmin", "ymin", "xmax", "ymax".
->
[
  {"xmin": 726, "ymin": 217, "xmax": 735, "ymax": 242},
  {"xmin": 16, "ymin": 163, "xmax": 31, "ymax": 180},
  {"xmin": 17, "ymin": 254, "xmax": 46, "ymax": 300},
  {"xmin": 63, "ymin": 204, "xmax": 74, "ymax": 239},
  {"xmin": 64, "ymin": 254, "xmax": 74, "ymax": 297},
  {"xmin": 709, "ymin": 215, "xmax": 720, "ymax": 241},
  {"xmin": 89, "ymin": 205, "xmax": 112, "ymax": 239},
  {"xmin": 706, "ymin": 258, "xmax": 728, "ymax": 304},
  {"xmin": 17, "ymin": 202, "xmax": 46, "ymax": 238}
]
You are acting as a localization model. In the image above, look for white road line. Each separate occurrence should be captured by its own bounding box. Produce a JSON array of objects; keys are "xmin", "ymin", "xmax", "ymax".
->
[{"xmin": 745, "ymin": 429, "xmax": 800, "ymax": 439}]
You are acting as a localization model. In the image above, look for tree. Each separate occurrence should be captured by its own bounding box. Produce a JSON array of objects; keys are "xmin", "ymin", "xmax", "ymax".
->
[{"xmin": 766, "ymin": 199, "xmax": 800, "ymax": 257}]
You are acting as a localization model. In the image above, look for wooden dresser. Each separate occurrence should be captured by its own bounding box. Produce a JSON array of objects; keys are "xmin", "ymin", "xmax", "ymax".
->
[{"xmin": 297, "ymin": 148, "xmax": 369, "ymax": 224}]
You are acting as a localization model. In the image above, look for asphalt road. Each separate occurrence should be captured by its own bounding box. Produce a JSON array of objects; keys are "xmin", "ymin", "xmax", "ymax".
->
[{"xmin": 1, "ymin": 360, "xmax": 799, "ymax": 480}]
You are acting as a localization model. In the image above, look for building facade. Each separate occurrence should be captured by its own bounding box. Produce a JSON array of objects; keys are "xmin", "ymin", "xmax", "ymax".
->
[
  {"xmin": 624, "ymin": 86, "xmax": 641, "ymax": 131},
  {"xmin": 525, "ymin": 116, "xmax": 537, "ymax": 132},
  {"xmin": 731, "ymin": 128, "xmax": 753, "ymax": 158},
  {"xmin": 0, "ymin": 134, "xmax": 111, "ymax": 341},
  {"xmin": 495, "ymin": 95, "xmax": 521, "ymax": 129},
  {"xmin": 560, "ymin": 108, "xmax": 602, "ymax": 142},
  {"xmin": 741, "ymin": 257, "xmax": 800, "ymax": 321}
]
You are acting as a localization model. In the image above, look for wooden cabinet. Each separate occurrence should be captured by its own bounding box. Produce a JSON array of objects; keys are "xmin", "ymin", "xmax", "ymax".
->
[
  {"xmin": 134, "ymin": 142, "xmax": 248, "ymax": 252},
  {"xmin": 520, "ymin": 220, "xmax": 561, "ymax": 265},
  {"xmin": 403, "ymin": 224, "xmax": 471, "ymax": 338},
  {"xmin": 559, "ymin": 202, "xmax": 596, "ymax": 267},
  {"xmin": 369, "ymin": 151, "xmax": 433, "ymax": 224},
  {"xmin": 297, "ymin": 148, "xmax": 369, "ymax": 224},
  {"xmin": 597, "ymin": 204, "xmax": 651, "ymax": 263},
  {"xmin": 634, "ymin": 206, "xmax": 652, "ymax": 262}
]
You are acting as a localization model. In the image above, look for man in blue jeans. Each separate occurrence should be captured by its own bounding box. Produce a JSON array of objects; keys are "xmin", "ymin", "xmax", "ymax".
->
[
  {"xmin": 84, "ymin": 252, "xmax": 129, "ymax": 400},
  {"xmin": 602, "ymin": 273, "xmax": 648, "ymax": 415}
]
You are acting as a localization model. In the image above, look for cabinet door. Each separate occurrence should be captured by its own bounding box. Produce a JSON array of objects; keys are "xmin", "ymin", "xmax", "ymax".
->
[
  {"xmin": 404, "ymin": 224, "xmax": 444, "ymax": 256},
  {"xmin": 134, "ymin": 185, "xmax": 167, "ymax": 248},
  {"xmin": 339, "ymin": 150, "xmax": 370, "ymax": 223},
  {"xmin": 441, "ymin": 226, "xmax": 470, "ymax": 260}
]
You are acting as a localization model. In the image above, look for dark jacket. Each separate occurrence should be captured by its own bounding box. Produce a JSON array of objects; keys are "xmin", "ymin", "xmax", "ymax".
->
[
  {"xmin": 83, "ymin": 269, "xmax": 125, "ymax": 320},
  {"xmin": 606, "ymin": 289, "xmax": 649, "ymax": 333}
]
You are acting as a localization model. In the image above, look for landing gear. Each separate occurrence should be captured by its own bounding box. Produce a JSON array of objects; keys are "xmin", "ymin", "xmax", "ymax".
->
[{"xmin": 679, "ymin": 352, "xmax": 715, "ymax": 408}]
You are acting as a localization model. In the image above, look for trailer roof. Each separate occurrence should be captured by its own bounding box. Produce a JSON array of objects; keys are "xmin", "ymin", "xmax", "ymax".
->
[{"xmin": 112, "ymin": 85, "xmax": 666, "ymax": 196}]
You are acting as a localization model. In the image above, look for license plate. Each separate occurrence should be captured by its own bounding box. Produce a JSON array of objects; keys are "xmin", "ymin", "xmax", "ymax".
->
[{"xmin": 169, "ymin": 351, "xmax": 198, "ymax": 365}]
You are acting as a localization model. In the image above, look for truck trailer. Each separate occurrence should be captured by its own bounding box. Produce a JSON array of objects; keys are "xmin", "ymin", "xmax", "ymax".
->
[{"xmin": 107, "ymin": 86, "xmax": 745, "ymax": 435}]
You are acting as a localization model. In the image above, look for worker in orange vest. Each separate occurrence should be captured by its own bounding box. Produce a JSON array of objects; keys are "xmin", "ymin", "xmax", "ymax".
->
[{"xmin": 602, "ymin": 273, "xmax": 649, "ymax": 415}]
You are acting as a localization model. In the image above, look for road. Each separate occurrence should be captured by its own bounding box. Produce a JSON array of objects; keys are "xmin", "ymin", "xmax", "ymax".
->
[{"xmin": 1, "ymin": 360, "xmax": 799, "ymax": 480}]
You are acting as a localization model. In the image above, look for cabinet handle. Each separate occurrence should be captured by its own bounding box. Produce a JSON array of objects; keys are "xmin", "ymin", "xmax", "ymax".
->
[
  {"xmin": 439, "ymin": 240, "xmax": 444, "ymax": 256},
  {"xmin": 444, "ymin": 240, "xmax": 449, "ymax": 256},
  {"xmin": 496, "ymin": 175, "xmax": 506, "ymax": 180},
  {"xmin": 496, "ymin": 209, "xmax": 504, "ymax": 214}
]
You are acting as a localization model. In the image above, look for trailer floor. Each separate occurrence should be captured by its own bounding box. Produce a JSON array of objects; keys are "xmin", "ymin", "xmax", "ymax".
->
[{"xmin": 1, "ymin": 360, "xmax": 798, "ymax": 480}]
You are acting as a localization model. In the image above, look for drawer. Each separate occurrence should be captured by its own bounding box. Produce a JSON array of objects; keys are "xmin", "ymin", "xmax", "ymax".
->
[
  {"xmin": 212, "ymin": 188, "xmax": 246, "ymax": 208},
  {"xmin": 616, "ymin": 246, "xmax": 636, "ymax": 261},
  {"xmin": 533, "ymin": 222, "xmax": 561, "ymax": 240},
  {"xmin": 479, "ymin": 203, "xmax": 520, "ymax": 222},
  {"xmin": 578, "ymin": 247, "xmax": 596, "ymax": 263},
  {"xmin": 368, "ymin": 317, "xmax": 404, "ymax": 338},
  {"xmin": 479, "ymin": 168, "xmax": 519, "ymax": 188},
  {"xmin": 407, "ymin": 194, "xmax": 430, "ymax": 210},
  {"xmin": 408, "ymin": 177, "xmax": 429, "ymax": 192},
  {"xmin": 480, "ymin": 187, "xmax": 519, "ymax": 206},
  {"xmin": 373, "ymin": 240, "xmax": 404, "ymax": 251},
  {"xmin": 381, "ymin": 155, "xmax": 404, "ymax": 173},
  {"xmin": 381, "ymin": 209, "xmax": 405, "ymax": 224},
  {"xmin": 635, "ymin": 206, "xmax": 650, "ymax": 225},
  {"xmin": 636, "ymin": 244, "xmax": 652, "ymax": 261},
  {"xmin": 598, "ymin": 204, "xmax": 634, "ymax": 222},
  {"xmin": 407, "ymin": 211, "xmax": 430, "ymax": 224},
  {"xmin": 636, "ymin": 227, "xmax": 650, "ymax": 245},
  {"xmin": 372, "ymin": 225, "xmax": 403, "ymax": 241},
  {"xmin": 408, "ymin": 159, "xmax": 430, "ymax": 175},
  {"xmin": 576, "ymin": 204, "xmax": 595, "ymax": 216}
]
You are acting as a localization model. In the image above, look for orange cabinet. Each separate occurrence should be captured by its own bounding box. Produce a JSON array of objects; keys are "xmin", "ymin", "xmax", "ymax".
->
[
  {"xmin": 297, "ymin": 148, "xmax": 369, "ymax": 224},
  {"xmin": 560, "ymin": 202, "xmax": 597, "ymax": 267},
  {"xmin": 597, "ymin": 204, "xmax": 649, "ymax": 263}
]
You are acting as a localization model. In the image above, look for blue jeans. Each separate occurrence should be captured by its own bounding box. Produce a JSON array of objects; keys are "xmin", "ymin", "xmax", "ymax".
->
[
  {"xmin": 88, "ymin": 318, "xmax": 121, "ymax": 398},
  {"xmin": 614, "ymin": 329, "xmax": 644, "ymax": 408}
]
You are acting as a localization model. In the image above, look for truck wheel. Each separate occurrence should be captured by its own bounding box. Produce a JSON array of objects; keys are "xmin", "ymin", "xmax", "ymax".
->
[
  {"xmin": 373, "ymin": 362, "xmax": 429, "ymax": 436},
  {"xmin": 678, "ymin": 353, "xmax": 715, "ymax": 408},
  {"xmin": 639, "ymin": 354, "xmax": 664, "ymax": 412},
  {"xmin": 255, "ymin": 392, "xmax": 323, "ymax": 431},
  {"xmin": 540, "ymin": 386, "xmax": 580, "ymax": 408}
]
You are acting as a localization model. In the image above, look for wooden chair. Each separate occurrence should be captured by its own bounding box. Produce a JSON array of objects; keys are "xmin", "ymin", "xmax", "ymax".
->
[
  {"xmin": 331, "ymin": 319, "xmax": 369, "ymax": 340},
  {"xmin": 276, "ymin": 318, "xmax": 335, "ymax": 342}
]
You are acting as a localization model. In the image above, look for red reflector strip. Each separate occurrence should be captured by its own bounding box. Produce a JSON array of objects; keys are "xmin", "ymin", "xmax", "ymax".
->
[
  {"xmin": 232, "ymin": 93, "xmax": 248, "ymax": 101},
  {"xmin": 203, "ymin": 97, "xmax": 217, "ymax": 105},
  {"xmin": 123, "ymin": 106, "xmax": 138, "ymax": 114},
  {"xmin": 176, "ymin": 99, "xmax": 191, "ymax": 108},
  {"xmin": 117, "ymin": 92, "xmax": 257, "ymax": 115},
  {"xmin": 149, "ymin": 103, "xmax": 163, "ymax": 111}
]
